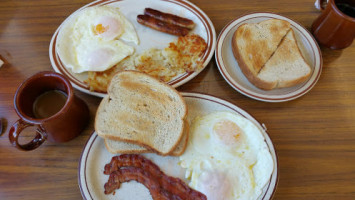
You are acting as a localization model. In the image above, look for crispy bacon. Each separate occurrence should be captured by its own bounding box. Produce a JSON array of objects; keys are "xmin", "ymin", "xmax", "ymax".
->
[
  {"xmin": 104, "ymin": 154, "xmax": 207, "ymax": 200},
  {"xmin": 104, "ymin": 167, "xmax": 173, "ymax": 200}
]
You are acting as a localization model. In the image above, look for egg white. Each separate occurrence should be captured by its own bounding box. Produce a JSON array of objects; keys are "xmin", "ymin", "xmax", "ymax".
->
[
  {"xmin": 179, "ymin": 111, "xmax": 274, "ymax": 200},
  {"xmin": 57, "ymin": 5, "xmax": 139, "ymax": 73}
]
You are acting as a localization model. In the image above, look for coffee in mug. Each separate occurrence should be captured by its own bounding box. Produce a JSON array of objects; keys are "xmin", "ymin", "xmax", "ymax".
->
[
  {"xmin": 9, "ymin": 71, "xmax": 89, "ymax": 151},
  {"xmin": 33, "ymin": 90, "xmax": 67, "ymax": 119},
  {"xmin": 336, "ymin": 2, "xmax": 355, "ymax": 18}
]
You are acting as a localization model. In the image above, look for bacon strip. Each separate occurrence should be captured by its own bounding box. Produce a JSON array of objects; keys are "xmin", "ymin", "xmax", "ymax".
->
[
  {"xmin": 104, "ymin": 167, "xmax": 172, "ymax": 200},
  {"xmin": 144, "ymin": 8, "xmax": 195, "ymax": 29},
  {"xmin": 137, "ymin": 14, "xmax": 190, "ymax": 36},
  {"xmin": 104, "ymin": 154, "xmax": 207, "ymax": 200},
  {"xmin": 104, "ymin": 154, "xmax": 161, "ymax": 175}
]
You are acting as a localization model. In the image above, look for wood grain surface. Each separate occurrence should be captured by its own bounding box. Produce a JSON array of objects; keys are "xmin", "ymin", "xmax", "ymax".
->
[{"xmin": 0, "ymin": 0, "xmax": 354, "ymax": 199}]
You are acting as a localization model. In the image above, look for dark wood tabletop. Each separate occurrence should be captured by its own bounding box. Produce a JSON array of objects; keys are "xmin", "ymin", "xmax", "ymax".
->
[{"xmin": 1, "ymin": 0, "xmax": 354, "ymax": 199}]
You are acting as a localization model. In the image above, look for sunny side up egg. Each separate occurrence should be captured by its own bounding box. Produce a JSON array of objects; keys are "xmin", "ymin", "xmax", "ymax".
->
[
  {"xmin": 179, "ymin": 112, "xmax": 274, "ymax": 200},
  {"xmin": 57, "ymin": 6, "xmax": 139, "ymax": 73}
]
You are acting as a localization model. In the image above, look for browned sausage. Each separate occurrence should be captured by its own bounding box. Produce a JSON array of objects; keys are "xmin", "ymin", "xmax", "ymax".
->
[
  {"xmin": 144, "ymin": 8, "xmax": 195, "ymax": 30},
  {"xmin": 137, "ymin": 14, "xmax": 190, "ymax": 36}
]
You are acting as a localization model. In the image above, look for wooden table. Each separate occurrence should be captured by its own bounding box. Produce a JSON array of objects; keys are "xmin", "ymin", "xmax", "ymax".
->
[{"xmin": 1, "ymin": 0, "xmax": 354, "ymax": 199}]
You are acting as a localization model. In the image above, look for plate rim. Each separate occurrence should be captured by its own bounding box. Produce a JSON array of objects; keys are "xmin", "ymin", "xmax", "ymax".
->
[
  {"xmin": 77, "ymin": 92, "xmax": 279, "ymax": 200},
  {"xmin": 49, "ymin": 0, "xmax": 216, "ymax": 98},
  {"xmin": 215, "ymin": 12, "xmax": 323, "ymax": 102}
]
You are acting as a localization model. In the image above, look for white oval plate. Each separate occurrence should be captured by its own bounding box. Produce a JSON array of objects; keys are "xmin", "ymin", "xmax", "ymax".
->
[
  {"xmin": 78, "ymin": 92, "xmax": 278, "ymax": 200},
  {"xmin": 215, "ymin": 13, "xmax": 322, "ymax": 102},
  {"xmin": 50, "ymin": 0, "xmax": 216, "ymax": 98}
]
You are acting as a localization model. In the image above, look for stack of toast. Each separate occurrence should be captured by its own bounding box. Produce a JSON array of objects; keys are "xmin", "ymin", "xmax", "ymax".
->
[{"xmin": 95, "ymin": 70, "xmax": 188, "ymax": 156}]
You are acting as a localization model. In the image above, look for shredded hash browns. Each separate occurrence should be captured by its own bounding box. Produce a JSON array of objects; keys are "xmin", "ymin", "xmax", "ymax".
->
[{"xmin": 85, "ymin": 34, "xmax": 207, "ymax": 92}]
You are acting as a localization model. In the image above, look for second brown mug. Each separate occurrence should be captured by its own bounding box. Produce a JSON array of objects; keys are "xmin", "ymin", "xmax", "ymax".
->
[{"xmin": 312, "ymin": 0, "xmax": 355, "ymax": 49}]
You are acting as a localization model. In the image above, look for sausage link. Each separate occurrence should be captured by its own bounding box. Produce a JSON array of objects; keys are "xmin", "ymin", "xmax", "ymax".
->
[
  {"xmin": 137, "ymin": 14, "xmax": 190, "ymax": 36},
  {"xmin": 144, "ymin": 8, "xmax": 195, "ymax": 29}
]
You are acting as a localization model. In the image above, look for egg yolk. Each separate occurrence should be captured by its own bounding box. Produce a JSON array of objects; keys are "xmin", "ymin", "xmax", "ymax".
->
[
  {"xmin": 195, "ymin": 171, "xmax": 231, "ymax": 200},
  {"xmin": 213, "ymin": 120, "xmax": 243, "ymax": 146},
  {"xmin": 92, "ymin": 16, "xmax": 123, "ymax": 40},
  {"xmin": 94, "ymin": 24, "xmax": 109, "ymax": 35}
]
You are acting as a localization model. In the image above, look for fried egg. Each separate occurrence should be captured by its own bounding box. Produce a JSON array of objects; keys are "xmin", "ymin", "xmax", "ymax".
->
[
  {"xmin": 57, "ymin": 6, "xmax": 139, "ymax": 73},
  {"xmin": 179, "ymin": 112, "xmax": 274, "ymax": 200}
]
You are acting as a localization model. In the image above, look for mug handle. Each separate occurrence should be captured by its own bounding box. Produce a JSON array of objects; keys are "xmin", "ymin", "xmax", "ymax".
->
[
  {"xmin": 315, "ymin": 0, "xmax": 328, "ymax": 11},
  {"xmin": 8, "ymin": 119, "xmax": 47, "ymax": 151}
]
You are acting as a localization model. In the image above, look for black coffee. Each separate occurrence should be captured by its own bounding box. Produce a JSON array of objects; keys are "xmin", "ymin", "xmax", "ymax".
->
[
  {"xmin": 336, "ymin": 3, "xmax": 355, "ymax": 18},
  {"xmin": 33, "ymin": 90, "xmax": 67, "ymax": 119}
]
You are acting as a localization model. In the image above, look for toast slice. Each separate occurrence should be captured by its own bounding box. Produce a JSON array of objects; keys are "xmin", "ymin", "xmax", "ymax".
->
[
  {"xmin": 257, "ymin": 29, "xmax": 312, "ymax": 89},
  {"xmin": 95, "ymin": 70, "xmax": 187, "ymax": 155},
  {"xmin": 232, "ymin": 19, "xmax": 291, "ymax": 87},
  {"xmin": 104, "ymin": 138, "xmax": 149, "ymax": 154},
  {"xmin": 169, "ymin": 121, "xmax": 189, "ymax": 156},
  {"xmin": 104, "ymin": 121, "xmax": 189, "ymax": 156}
]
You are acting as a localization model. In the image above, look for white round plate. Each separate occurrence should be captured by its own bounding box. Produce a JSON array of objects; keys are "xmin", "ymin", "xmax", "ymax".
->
[
  {"xmin": 50, "ymin": 0, "xmax": 216, "ymax": 98},
  {"xmin": 78, "ymin": 92, "xmax": 278, "ymax": 200},
  {"xmin": 215, "ymin": 13, "xmax": 322, "ymax": 102}
]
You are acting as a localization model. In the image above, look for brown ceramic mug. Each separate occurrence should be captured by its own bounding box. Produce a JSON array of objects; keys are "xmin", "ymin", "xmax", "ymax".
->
[
  {"xmin": 312, "ymin": 0, "xmax": 355, "ymax": 49},
  {"xmin": 9, "ymin": 71, "xmax": 89, "ymax": 151}
]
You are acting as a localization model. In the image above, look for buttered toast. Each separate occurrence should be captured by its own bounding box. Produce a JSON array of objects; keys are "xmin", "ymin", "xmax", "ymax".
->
[
  {"xmin": 232, "ymin": 19, "xmax": 311, "ymax": 90},
  {"xmin": 232, "ymin": 19, "xmax": 290, "ymax": 77},
  {"xmin": 258, "ymin": 29, "xmax": 311, "ymax": 89}
]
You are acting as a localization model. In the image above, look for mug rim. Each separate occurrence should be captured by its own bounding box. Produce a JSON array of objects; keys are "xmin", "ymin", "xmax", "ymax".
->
[
  {"xmin": 14, "ymin": 71, "xmax": 74, "ymax": 124},
  {"xmin": 330, "ymin": 0, "xmax": 355, "ymax": 22}
]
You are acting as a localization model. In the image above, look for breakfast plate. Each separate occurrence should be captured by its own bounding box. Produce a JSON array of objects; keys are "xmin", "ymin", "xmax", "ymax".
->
[
  {"xmin": 49, "ymin": 0, "xmax": 216, "ymax": 98},
  {"xmin": 78, "ymin": 92, "xmax": 278, "ymax": 200},
  {"xmin": 215, "ymin": 13, "xmax": 322, "ymax": 102}
]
